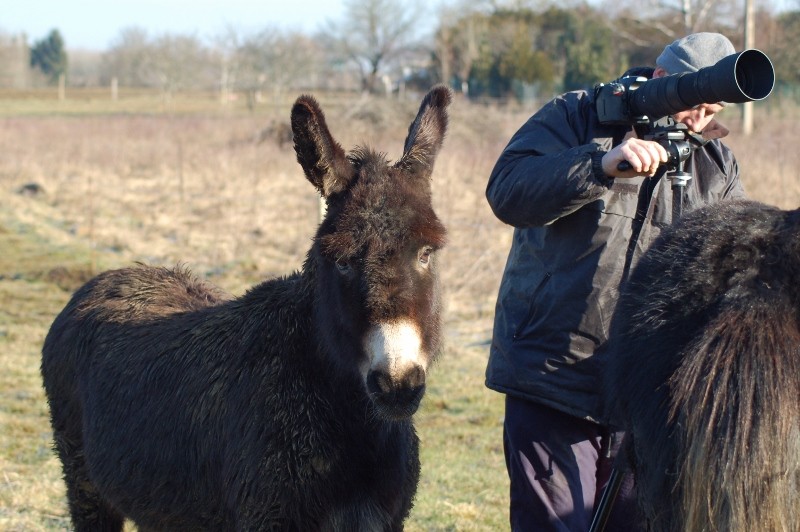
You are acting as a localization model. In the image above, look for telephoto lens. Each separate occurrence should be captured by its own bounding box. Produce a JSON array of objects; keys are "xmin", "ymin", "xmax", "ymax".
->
[{"xmin": 629, "ymin": 49, "xmax": 774, "ymax": 120}]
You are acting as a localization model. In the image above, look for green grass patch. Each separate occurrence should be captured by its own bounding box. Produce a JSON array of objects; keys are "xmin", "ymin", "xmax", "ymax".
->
[
  {"xmin": 409, "ymin": 340, "xmax": 508, "ymax": 530},
  {"xmin": 0, "ymin": 211, "xmax": 100, "ymax": 529},
  {"xmin": 0, "ymin": 87, "xmax": 295, "ymax": 118}
]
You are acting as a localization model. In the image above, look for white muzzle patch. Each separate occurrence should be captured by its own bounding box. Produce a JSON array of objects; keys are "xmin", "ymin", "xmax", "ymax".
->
[{"xmin": 362, "ymin": 319, "xmax": 426, "ymax": 379}]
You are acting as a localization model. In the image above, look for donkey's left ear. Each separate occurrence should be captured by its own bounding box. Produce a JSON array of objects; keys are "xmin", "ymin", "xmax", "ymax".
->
[
  {"xmin": 396, "ymin": 85, "xmax": 452, "ymax": 179},
  {"xmin": 291, "ymin": 95, "xmax": 355, "ymax": 198}
]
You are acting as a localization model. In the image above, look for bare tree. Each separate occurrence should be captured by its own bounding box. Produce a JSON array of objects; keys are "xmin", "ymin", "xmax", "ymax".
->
[
  {"xmin": 323, "ymin": 0, "xmax": 427, "ymax": 93},
  {"xmin": 435, "ymin": 3, "xmax": 489, "ymax": 96},
  {"xmin": 100, "ymin": 27, "xmax": 151, "ymax": 86},
  {"xmin": 230, "ymin": 28, "xmax": 324, "ymax": 109},
  {"xmin": 211, "ymin": 25, "xmax": 243, "ymax": 105},
  {"xmin": 68, "ymin": 50, "xmax": 104, "ymax": 87},
  {"xmin": 148, "ymin": 33, "xmax": 212, "ymax": 97},
  {"xmin": 0, "ymin": 31, "xmax": 30, "ymax": 88},
  {"xmin": 598, "ymin": 0, "xmax": 741, "ymax": 43},
  {"xmin": 102, "ymin": 28, "xmax": 215, "ymax": 94}
]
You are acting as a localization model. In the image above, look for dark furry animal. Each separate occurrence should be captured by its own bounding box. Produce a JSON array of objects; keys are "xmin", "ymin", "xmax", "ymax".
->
[
  {"xmin": 603, "ymin": 199, "xmax": 800, "ymax": 532},
  {"xmin": 41, "ymin": 85, "xmax": 452, "ymax": 531}
]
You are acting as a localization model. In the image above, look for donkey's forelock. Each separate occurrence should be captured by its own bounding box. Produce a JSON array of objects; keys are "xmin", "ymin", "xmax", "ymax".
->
[{"xmin": 318, "ymin": 185, "xmax": 447, "ymax": 264}]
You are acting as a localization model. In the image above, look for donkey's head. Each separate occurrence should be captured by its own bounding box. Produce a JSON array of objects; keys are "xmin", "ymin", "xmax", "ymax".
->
[{"xmin": 291, "ymin": 86, "xmax": 451, "ymax": 420}]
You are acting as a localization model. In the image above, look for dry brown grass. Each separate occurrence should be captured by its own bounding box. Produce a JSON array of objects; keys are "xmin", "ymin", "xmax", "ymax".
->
[
  {"xmin": 723, "ymin": 103, "xmax": 800, "ymax": 208},
  {"xmin": 0, "ymin": 87, "xmax": 797, "ymax": 530}
]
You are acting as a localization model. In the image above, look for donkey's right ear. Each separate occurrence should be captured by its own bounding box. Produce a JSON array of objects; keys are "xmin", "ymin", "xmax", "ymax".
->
[{"xmin": 291, "ymin": 95, "xmax": 355, "ymax": 198}]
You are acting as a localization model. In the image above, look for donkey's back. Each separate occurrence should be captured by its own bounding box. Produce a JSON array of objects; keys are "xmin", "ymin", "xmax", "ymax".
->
[
  {"xmin": 42, "ymin": 265, "xmax": 271, "ymax": 530},
  {"xmin": 42, "ymin": 264, "xmax": 233, "ymax": 424}
]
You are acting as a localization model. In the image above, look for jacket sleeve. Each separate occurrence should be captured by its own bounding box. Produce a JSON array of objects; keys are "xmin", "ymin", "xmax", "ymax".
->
[
  {"xmin": 486, "ymin": 92, "xmax": 613, "ymax": 228},
  {"xmin": 697, "ymin": 139, "xmax": 746, "ymax": 201},
  {"xmin": 721, "ymin": 148, "xmax": 745, "ymax": 200}
]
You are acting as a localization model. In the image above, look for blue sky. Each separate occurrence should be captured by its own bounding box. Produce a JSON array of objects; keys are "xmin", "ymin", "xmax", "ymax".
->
[
  {"xmin": 3, "ymin": 0, "xmax": 349, "ymax": 50},
  {"xmin": 5, "ymin": 0, "xmax": 796, "ymax": 51}
]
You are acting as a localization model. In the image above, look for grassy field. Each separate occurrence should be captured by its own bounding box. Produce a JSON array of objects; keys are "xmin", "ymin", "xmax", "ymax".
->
[{"xmin": 1, "ymin": 87, "xmax": 798, "ymax": 531}]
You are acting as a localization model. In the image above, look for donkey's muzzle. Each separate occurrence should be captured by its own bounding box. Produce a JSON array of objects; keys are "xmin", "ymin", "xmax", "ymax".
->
[{"xmin": 366, "ymin": 366, "xmax": 426, "ymax": 420}]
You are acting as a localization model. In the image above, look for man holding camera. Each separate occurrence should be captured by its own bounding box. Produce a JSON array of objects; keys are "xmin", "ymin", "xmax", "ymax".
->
[{"xmin": 485, "ymin": 33, "xmax": 745, "ymax": 531}]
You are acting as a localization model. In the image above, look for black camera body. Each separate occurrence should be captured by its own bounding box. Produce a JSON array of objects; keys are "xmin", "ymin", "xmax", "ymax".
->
[{"xmin": 595, "ymin": 75, "xmax": 651, "ymax": 126}]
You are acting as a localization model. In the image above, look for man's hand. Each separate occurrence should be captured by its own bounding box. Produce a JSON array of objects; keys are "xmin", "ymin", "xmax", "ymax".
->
[{"xmin": 602, "ymin": 131, "xmax": 669, "ymax": 179}]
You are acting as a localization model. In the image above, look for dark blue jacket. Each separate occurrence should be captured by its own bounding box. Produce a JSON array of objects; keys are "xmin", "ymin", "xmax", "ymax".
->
[{"xmin": 485, "ymin": 75, "xmax": 744, "ymax": 422}]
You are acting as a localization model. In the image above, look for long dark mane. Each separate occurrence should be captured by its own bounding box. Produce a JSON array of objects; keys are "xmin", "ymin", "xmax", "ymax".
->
[{"xmin": 604, "ymin": 199, "xmax": 800, "ymax": 532}]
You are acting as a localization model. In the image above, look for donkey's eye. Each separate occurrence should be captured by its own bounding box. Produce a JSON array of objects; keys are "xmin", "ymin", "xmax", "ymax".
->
[
  {"xmin": 335, "ymin": 259, "xmax": 352, "ymax": 275},
  {"xmin": 418, "ymin": 247, "xmax": 433, "ymax": 267}
]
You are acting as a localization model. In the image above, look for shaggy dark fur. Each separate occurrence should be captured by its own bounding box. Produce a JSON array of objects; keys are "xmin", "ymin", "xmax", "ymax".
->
[
  {"xmin": 603, "ymin": 199, "xmax": 800, "ymax": 532},
  {"xmin": 41, "ymin": 85, "xmax": 452, "ymax": 531}
]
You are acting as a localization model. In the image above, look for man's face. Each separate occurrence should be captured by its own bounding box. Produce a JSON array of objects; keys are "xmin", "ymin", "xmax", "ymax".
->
[
  {"xmin": 652, "ymin": 66, "xmax": 725, "ymax": 134},
  {"xmin": 672, "ymin": 103, "xmax": 725, "ymax": 134}
]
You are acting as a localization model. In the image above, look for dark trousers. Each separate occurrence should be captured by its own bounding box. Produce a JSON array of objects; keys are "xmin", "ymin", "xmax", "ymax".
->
[{"xmin": 503, "ymin": 396, "xmax": 641, "ymax": 532}]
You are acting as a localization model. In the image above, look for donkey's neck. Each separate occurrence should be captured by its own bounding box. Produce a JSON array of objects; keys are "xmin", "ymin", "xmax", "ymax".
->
[
  {"xmin": 237, "ymin": 270, "xmax": 314, "ymax": 337},
  {"xmin": 239, "ymin": 257, "xmax": 369, "ymax": 386}
]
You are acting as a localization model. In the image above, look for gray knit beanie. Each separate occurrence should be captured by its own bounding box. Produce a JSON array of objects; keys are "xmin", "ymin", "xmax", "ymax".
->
[{"xmin": 656, "ymin": 32, "xmax": 736, "ymax": 74}]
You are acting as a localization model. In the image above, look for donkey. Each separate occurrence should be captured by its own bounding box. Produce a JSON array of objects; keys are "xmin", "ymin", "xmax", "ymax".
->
[
  {"xmin": 603, "ymin": 199, "xmax": 800, "ymax": 532},
  {"xmin": 41, "ymin": 85, "xmax": 452, "ymax": 531}
]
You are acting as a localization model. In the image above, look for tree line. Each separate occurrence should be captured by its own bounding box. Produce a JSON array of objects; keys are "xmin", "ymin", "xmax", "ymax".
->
[{"xmin": 2, "ymin": 0, "xmax": 798, "ymax": 102}]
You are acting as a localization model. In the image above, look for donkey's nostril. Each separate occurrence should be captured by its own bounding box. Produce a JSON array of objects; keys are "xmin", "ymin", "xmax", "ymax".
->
[
  {"xmin": 367, "ymin": 366, "xmax": 426, "ymax": 396},
  {"xmin": 367, "ymin": 369, "xmax": 393, "ymax": 395},
  {"xmin": 406, "ymin": 365, "xmax": 426, "ymax": 389},
  {"xmin": 366, "ymin": 366, "xmax": 427, "ymax": 419}
]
